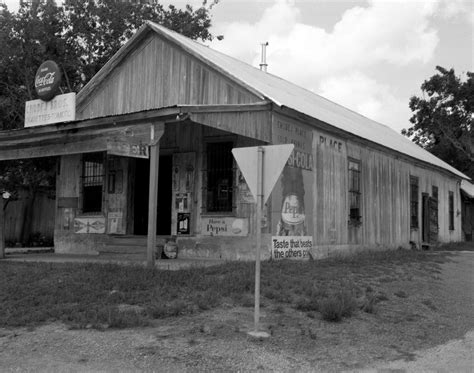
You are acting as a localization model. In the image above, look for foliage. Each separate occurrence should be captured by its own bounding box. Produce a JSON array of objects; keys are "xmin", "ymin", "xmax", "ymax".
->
[
  {"xmin": 0, "ymin": 0, "xmax": 216, "ymax": 238},
  {"xmin": 402, "ymin": 66, "xmax": 473, "ymax": 179},
  {"xmin": 0, "ymin": 0, "xmax": 215, "ymax": 131},
  {"xmin": 0, "ymin": 158, "xmax": 56, "ymax": 199}
]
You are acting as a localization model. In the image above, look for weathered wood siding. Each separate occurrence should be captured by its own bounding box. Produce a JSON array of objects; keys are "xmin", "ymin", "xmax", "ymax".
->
[
  {"xmin": 346, "ymin": 140, "xmax": 461, "ymax": 246},
  {"xmin": 55, "ymin": 154, "xmax": 81, "ymax": 232},
  {"xmin": 77, "ymin": 35, "xmax": 262, "ymax": 120},
  {"xmin": 190, "ymin": 110, "xmax": 271, "ymax": 143},
  {"xmin": 106, "ymin": 156, "xmax": 130, "ymax": 235},
  {"xmin": 271, "ymin": 112, "xmax": 462, "ymax": 250},
  {"xmin": 313, "ymin": 130, "xmax": 348, "ymax": 246}
]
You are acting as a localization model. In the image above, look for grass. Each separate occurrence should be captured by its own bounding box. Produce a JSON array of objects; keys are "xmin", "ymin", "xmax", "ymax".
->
[{"xmin": 0, "ymin": 248, "xmax": 449, "ymax": 329}]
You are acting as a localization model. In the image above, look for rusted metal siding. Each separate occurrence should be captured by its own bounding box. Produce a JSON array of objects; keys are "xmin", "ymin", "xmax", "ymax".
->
[{"xmin": 77, "ymin": 35, "xmax": 261, "ymax": 120}]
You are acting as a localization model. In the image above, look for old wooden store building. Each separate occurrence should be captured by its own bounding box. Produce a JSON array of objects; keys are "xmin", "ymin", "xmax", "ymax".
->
[{"xmin": 0, "ymin": 22, "xmax": 469, "ymax": 260}]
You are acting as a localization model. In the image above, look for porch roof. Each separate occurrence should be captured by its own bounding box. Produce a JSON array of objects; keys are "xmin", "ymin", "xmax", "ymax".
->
[
  {"xmin": 461, "ymin": 180, "xmax": 474, "ymax": 199},
  {"xmin": 0, "ymin": 102, "xmax": 271, "ymax": 160}
]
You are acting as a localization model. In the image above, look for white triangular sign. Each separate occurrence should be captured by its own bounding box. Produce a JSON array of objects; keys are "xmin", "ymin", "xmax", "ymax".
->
[{"xmin": 232, "ymin": 144, "xmax": 294, "ymax": 204}]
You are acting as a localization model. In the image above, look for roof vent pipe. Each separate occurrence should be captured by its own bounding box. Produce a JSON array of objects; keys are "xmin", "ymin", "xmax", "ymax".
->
[{"xmin": 259, "ymin": 42, "xmax": 269, "ymax": 72}]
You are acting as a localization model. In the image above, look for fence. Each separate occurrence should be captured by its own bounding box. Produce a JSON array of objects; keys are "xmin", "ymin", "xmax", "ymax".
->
[{"xmin": 4, "ymin": 189, "xmax": 55, "ymax": 245}]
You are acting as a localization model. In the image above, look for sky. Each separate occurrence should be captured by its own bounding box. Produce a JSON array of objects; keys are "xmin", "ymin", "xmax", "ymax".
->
[{"xmin": 4, "ymin": 0, "xmax": 473, "ymax": 134}]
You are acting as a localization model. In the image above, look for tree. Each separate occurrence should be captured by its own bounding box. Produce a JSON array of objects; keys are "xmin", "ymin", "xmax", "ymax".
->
[
  {"xmin": 0, "ymin": 0, "xmax": 216, "ymax": 244},
  {"xmin": 0, "ymin": 0, "xmax": 215, "ymax": 130},
  {"xmin": 402, "ymin": 66, "xmax": 473, "ymax": 179}
]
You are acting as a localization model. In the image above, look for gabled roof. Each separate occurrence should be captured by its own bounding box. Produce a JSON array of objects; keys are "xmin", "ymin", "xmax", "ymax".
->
[{"xmin": 81, "ymin": 21, "xmax": 469, "ymax": 180}]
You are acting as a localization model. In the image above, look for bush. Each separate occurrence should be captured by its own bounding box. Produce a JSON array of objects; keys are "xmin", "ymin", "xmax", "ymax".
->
[
  {"xmin": 319, "ymin": 290, "xmax": 357, "ymax": 322},
  {"xmin": 26, "ymin": 232, "xmax": 54, "ymax": 247},
  {"xmin": 295, "ymin": 296, "xmax": 319, "ymax": 312},
  {"xmin": 194, "ymin": 290, "xmax": 220, "ymax": 310}
]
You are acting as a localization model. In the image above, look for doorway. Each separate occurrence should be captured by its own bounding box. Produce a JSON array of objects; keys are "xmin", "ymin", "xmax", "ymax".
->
[
  {"xmin": 133, "ymin": 155, "xmax": 172, "ymax": 235},
  {"xmin": 422, "ymin": 193, "xmax": 438, "ymax": 244}
]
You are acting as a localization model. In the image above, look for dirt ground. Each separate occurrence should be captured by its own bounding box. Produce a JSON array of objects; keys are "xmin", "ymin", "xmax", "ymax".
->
[{"xmin": 0, "ymin": 249, "xmax": 473, "ymax": 372}]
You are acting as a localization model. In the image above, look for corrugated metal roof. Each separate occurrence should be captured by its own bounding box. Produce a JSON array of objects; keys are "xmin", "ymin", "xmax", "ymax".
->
[
  {"xmin": 147, "ymin": 21, "xmax": 469, "ymax": 180},
  {"xmin": 461, "ymin": 180, "xmax": 474, "ymax": 198}
]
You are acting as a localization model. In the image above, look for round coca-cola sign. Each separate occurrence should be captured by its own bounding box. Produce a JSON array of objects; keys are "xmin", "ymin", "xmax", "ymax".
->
[{"xmin": 34, "ymin": 60, "xmax": 61, "ymax": 101}]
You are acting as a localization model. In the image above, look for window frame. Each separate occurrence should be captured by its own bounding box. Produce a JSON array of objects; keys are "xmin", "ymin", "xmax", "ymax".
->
[
  {"xmin": 203, "ymin": 141, "xmax": 235, "ymax": 214},
  {"xmin": 410, "ymin": 176, "xmax": 419, "ymax": 229},
  {"xmin": 81, "ymin": 152, "xmax": 105, "ymax": 214},
  {"xmin": 348, "ymin": 158, "xmax": 362, "ymax": 225},
  {"xmin": 448, "ymin": 191, "xmax": 454, "ymax": 230}
]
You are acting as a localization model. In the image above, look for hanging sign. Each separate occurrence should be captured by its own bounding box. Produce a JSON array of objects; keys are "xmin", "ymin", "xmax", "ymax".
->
[
  {"xmin": 107, "ymin": 137, "xmax": 149, "ymax": 159},
  {"xmin": 24, "ymin": 92, "xmax": 76, "ymax": 127},
  {"xmin": 35, "ymin": 60, "xmax": 62, "ymax": 101}
]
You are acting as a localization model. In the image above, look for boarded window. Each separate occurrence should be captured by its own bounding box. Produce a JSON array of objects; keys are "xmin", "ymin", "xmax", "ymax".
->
[
  {"xmin": 348, "ymin": 159, "xmax": 361, "ymax": 224},
  {"xmin": 410, "ymin": 176, "xmax": 419, "ymax": 229},
  {"xmin": 430, "ymin": 185, "xmax": 439, "ymax": 241},
  {"xmin": 449, "ymin": 191, "xmax": 454, "ymax": 230},
  {"xmin": 82, "ymin": 153, "xmax": 104, "ymax": 213},
  {"xmin": 432, "ymin": 186, "xmax": 438, "ymax": 201},
  {"xmin": 206, "ymin": 142, "xmax": 234, "ymax": 213}
]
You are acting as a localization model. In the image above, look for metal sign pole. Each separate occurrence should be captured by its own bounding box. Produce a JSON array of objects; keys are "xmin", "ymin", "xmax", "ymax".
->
[
  {"xmin": 231, "ymin": 143, "xmax": 293, "ymax": 338},
  {"xmin": 254, "ymin": 146, "xmax": 264, "ymax": 332}
]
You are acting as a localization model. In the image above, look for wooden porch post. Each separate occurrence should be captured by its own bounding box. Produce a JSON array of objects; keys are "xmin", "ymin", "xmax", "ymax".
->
[
  {"xmin": 0, "ymin": 197, "xmax": 5, "ymax": 259},
  {"xmin": 147, "ymin": 122, "xmax": 164, "ymax": 267}
]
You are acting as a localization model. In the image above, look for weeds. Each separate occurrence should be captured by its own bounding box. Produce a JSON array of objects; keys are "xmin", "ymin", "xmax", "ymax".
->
[
  {"xmin": 394, "ymin": 290, "xmax": 408, "ymax": 298},
  {"xmin": 360, "ymin": 294, "xmax": 377, "ymax": 314},
  {"xmin": 0, "ymin": 247, "xmax": 449, "ymax": 329},
  {"xmin": 319, "ymin": 289, "xmax": 358, "ymax": 322},
  {"xmin": 421, "ymin": 299, "xmax": 437, "ymax": 311}
]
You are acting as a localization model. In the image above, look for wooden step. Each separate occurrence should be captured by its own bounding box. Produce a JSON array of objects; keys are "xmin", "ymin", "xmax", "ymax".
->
[
  {"xmin": 101, "ymin": 235, "xmax": 169, "ymax": 255},
  {"xmin": 108, "ymin": 235, "xmax": 169, "ymax": 245}
]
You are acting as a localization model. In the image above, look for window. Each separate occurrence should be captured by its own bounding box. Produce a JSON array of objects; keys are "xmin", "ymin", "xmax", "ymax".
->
[
  {"xmin": 82, "ymin": 153, "xmax": 104, "ymax": 213},
  {"xmin": 410, "ymin": 176, "xmax": 419, "ymax": 229},
  {"xmin": 432, "ymin": 186, "xmax": 438, "ymax": 201},
  {"xmin": 206, "ymin": 142, "xmax": 234, "ymax": 212},
  {"xmin": 348, "ymin": 159, "xmax": 361, "ymax": 224},
  {"xmin": 449, "ymin": 191, "xmax": 454, "ymax": 230}
]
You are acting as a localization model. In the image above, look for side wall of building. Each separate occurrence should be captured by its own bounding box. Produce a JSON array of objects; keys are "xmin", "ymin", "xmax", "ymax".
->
[
  {"xmin": 52, "ymin": 113, "xmax": 462, "ymax": 258},
  {"xmin": 268, "ymin": 112, "xmax": 462, "ymax": 258}
]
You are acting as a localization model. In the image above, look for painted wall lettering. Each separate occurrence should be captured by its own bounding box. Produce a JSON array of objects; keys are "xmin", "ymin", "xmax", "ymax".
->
[
  {"xmin": 286, "ymin": 150, "xmax": 313, "ymax": 170},
  {"xmin": 271, "ymin": 236, "xmax": 313, "ymax": 260},
  {"xmin": 273, "ymin": 120, "xmax": 314, "ymax": 171},
  {"xmin": 319, "ymin": 135, "xmax": 344, "ymax": 152}
]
